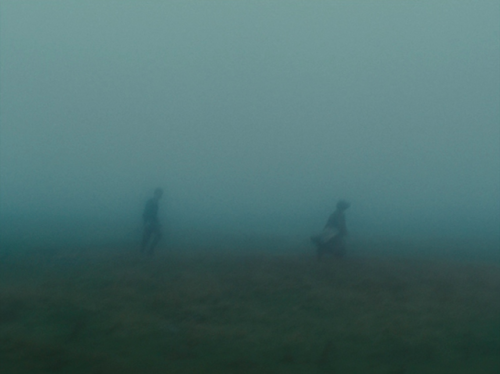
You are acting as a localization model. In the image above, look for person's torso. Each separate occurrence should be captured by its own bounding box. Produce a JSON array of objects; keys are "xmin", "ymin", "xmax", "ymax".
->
[
  {"xmin": 326, "ymin": 211, "xmax": 346, "ymax": 234},
  {"xmin": 143, "ymin": 198, "xmax": 159, "ymax": 222}
]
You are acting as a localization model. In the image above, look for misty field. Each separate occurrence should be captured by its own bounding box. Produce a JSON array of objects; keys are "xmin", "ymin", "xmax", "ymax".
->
[{"xmin": 1, "ymin": 242, "xmax": 499, "ymax": 374}]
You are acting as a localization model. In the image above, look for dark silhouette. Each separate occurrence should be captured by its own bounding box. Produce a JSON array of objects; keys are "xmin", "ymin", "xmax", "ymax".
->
[
  {"xmin": 141, "ymin": 188, "xmax": 163, "ymax": 255},
  {"xmin": 311, "ymin": 200, "xmax": 350, "ymax": 260}
]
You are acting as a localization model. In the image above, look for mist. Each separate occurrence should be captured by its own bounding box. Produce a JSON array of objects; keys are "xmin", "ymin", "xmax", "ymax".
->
[{"xmin": 1, "ymin": 1, "xmax": 499, "ymax": 249}]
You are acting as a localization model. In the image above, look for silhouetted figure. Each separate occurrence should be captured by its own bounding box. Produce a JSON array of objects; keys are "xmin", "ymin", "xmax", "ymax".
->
[
  {"xmin": 141, "ymin": 188, "xmax": 163, "ymax": 255},
  {"xmin": 311, "ymin": 200, "xmax": 350, "ymax": 260}
]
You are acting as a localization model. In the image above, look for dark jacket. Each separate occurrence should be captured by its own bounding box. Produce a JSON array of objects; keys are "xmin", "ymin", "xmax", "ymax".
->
[
  {"xmin": 142, "ymin": 198, "xmax": 159, "ymax": 224},
  {"xmin": 325, "ymin": 210, "xmax": 347, "ymax": 236}
]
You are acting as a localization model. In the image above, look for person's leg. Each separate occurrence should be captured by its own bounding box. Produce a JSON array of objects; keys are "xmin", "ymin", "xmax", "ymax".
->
[
  {"xmin": 332, "ymin": 237, "xmax": 346, "ymax": 258},
  {"xmin": 317, "ymin": 244, "xmax": 325, "ymax": 261},
  {"xmin": 337, "ymin": 240, "xmax": 347, "ymax": 258},
  {"xmin": 311, "ymin": 235, "xmax": 323, "ymax": 260},
  {"xmin": 148, "ymin": 226, "xmax": 162, "ymax": 255}
]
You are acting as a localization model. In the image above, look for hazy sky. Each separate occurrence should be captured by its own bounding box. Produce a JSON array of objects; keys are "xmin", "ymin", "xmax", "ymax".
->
[{"xmin": 1, "ymin": 1, "xmax": 499, "ymax": 236}]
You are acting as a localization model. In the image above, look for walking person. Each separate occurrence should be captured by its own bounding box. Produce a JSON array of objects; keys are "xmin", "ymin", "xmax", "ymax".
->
[
  {"xmin": 311, "ymin": 200, "xmax": 350, "ymax": 260},
  {"xmin": 141, "ymin": 188, "xmax": 163, "ymax": 255}
]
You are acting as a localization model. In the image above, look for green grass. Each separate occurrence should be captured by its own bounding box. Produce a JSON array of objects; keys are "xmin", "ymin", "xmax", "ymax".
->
[{"xmin": 1, "ymin": 242, "xmax": 499, "ymax": 373}]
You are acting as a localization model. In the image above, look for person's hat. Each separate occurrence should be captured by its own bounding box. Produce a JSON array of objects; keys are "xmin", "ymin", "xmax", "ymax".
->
[{"xmin": 336, "ymin": 200, "xmax": 350, "ymax": 210}]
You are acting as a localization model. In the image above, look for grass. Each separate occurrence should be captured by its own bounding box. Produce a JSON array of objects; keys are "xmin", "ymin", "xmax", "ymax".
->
[{"xmin": 0, "ymin": 239, "xmax": 499, "ymax": 373}]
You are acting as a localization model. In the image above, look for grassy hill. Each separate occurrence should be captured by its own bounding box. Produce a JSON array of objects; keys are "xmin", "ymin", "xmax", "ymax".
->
[{"xmin": 1, "ymin": 241, "xmax": 499, "ymax": 373}]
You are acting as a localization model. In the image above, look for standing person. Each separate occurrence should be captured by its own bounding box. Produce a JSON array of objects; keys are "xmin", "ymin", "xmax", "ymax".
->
[
  {"xmin": 311, "ymin": 200, "xmax": 350, "ymax": 260},
  {"xmin": 141, "ymin": 188, "xmax": 163, "ymax": 255}
]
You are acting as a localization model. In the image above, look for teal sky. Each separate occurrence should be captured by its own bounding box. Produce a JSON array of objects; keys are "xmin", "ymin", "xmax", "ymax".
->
[{"xmin": 1, "ymin": 1, "xmax": 499, "ymax": 236}]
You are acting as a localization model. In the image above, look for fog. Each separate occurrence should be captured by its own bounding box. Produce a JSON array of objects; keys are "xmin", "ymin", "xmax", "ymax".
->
[{"xmin": 1, "ymin": 1, "xmax": 499, "ymax": 247}]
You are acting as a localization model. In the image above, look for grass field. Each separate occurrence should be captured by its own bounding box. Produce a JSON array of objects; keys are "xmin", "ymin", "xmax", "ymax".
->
[{"xmin": 0, "ymin": 238, "xmax": 499, "ymax": 373}]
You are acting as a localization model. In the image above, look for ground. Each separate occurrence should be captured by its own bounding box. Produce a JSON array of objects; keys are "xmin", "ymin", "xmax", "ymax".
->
[{"xmin": 0, "ymin": 239, "xmax": 499, "ymax": 373}]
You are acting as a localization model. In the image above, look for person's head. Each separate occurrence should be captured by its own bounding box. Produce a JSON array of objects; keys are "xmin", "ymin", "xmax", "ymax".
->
[
  {"xmin": 153, "ymin": 188, "xmax": 164, "ymax": 200},
  {"xmin": 336, "ymin": 199, "xmax": 350, "ymax": 212}
]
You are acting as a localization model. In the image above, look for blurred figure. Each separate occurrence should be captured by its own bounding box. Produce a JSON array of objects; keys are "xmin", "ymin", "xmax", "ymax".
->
[
  {"xmin": 311, "ymin": 200, "xmax": 350, "ymax": 260},
  {"xmin": 141, "ymin": 188, "xmax": 163, "ymax": 255}
]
